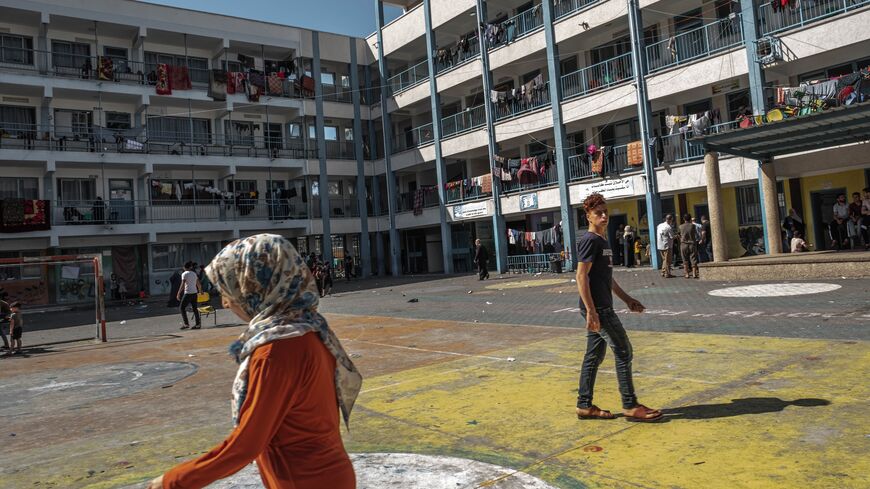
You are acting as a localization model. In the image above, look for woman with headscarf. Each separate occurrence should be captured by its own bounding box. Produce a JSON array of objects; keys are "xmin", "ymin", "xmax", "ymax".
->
[
  {"xmin": 623, "ymin": 225, "xmax": 635, "ymax": 268},
  {"xmin": 148, "ymin": 234, "xmax": 361, "ymax": 489}
]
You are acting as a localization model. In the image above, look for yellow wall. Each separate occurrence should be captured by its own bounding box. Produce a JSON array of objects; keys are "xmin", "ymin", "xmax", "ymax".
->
[
  {"xmin": 608, "ymin": 196, "xmax": 642, "ymax": 233},
  {"xmin": 799, "ymin": 170, "xmax": 866, "ymax": 248}
]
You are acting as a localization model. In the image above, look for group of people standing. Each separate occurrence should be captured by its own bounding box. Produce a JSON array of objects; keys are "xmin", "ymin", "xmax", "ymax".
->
[{"xmin": 656, "ymin": 213, "xmax": 711, "ymax": 279}]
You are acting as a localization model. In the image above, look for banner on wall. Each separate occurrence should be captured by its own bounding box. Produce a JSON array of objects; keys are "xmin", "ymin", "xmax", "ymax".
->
[
  {"xmin": 452, "ymin": 201, "xmax": 490, "ymax": 220},
  {"xmin": 519, "ymin": 193, "xmax": 538, "ymax": 211},
  {"xmin": 576, "ymin": 177, "xmax": 635, "ymax": 201}
]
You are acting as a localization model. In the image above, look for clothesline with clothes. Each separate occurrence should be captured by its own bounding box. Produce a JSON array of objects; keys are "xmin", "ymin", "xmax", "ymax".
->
[
  {"xmin": 491, "ymin": 151, "xmax": 556, "ymax": 184},
  {"xmin": 507, "ymin": 222, "xmax": 564, "ymax": 254},
  {"xmin": 490, "ymin": 74, "xmax": 546, "ymax": 108},
  {"xmin": 149, "ymin": 179, "xmax": 267, "ymax": 202},
  {"xmin": 434, "ymin": 34, "xmax": 477, "ymax": 69},
  {"xmin": 479, "ymin": 5, "xmax": 542, "ymax": 46}
]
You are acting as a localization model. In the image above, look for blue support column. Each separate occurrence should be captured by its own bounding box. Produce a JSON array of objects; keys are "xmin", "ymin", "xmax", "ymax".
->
[
  {"xmin": 364, "ymin": 64, "xmax": 386, "ymax": 276},
  {"xmin": 541, "ymin": 0, "xmax": 577, "ymax": 271},
  {"xmin": 423, "ymin": 0, "xmax": 454, "ymax": 274},
  {"xmin": 475, "ymin": 0, "xmax": 508, "ymax": 274},
  {"xmin": 627, "ymin": 0, "xmax": 662, "ymax": 270},
  {"xmin": 312, "ymin": 32, "xmax": 333, "ymax": 266},
  {"xmin": 375, "ymin": 0, "xmax": 402, "ymax": 276},
  {"xmin": 350, "ymin": 38, "xmax": 371, "ymax": 278},
  {"xmin": 741, "ymin": 0, "xmax": 780, "ymax": 255}
]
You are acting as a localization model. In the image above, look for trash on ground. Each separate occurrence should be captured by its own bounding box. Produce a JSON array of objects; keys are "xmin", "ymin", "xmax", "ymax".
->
[
  {"xmin": 506, "ymin": 357, "xmax": 516, "ymax": 362},
  {"xmin": 119, "ymin": 320, "xmax": 127, "ymax": 325},
  {"xmin": 486, "ymin": 301, "xmax": 493, "ymax": 305},
  {"xmin": 407, "ymin": 298, "xmax": 419, "ymax": 303}
]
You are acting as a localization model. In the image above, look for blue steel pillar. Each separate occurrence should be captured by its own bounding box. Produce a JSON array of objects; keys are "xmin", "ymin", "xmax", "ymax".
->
[
  {"xmin": 627, "ymin": 0, "xmax": 662, "ymax": 270},
  {"xmin": 365, "ymin": 65, "xmax": 386, "ymax": 276},
  {"xmin": 423, "ymin": 0, "xmax": 454, "ymax": 274},
  {"xmin": 375, "ymin": 0, "xmax": 402, "ymax": 276},
  {"xmin": 312, "ymin": 32, "xmax": 333, "ymax": 266},
  {"xmin": 475, "ymin": 0, "xmax": 508, "ymax": 274},
  {"xmin": 741, "ymin": 0, "xmax": 782, "ymax": 255},
  {"xmin": 350, "ymin": 38, "xmax": 372, "ymax": 277},
  {"xmin": 541, "ymin": 0, "xmax": 577, "ymax": 270}
]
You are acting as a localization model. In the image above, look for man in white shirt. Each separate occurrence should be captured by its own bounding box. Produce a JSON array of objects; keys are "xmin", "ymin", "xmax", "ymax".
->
[
  {"xmin": 830, "ymin": 193, "xmax": 849, "ymax": 250},
  {"xmin": 177, "ymin": 261, "xmax": 202, "ymax": 330},
  {"xmin": 656, "ymin": 214, "xmax": 675, "ymax": 278}
]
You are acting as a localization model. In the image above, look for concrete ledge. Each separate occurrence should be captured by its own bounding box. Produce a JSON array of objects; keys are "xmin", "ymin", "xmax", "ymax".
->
[{"xmin": 700, "ymin": 251, "xmax": 870, "ymax": 281}]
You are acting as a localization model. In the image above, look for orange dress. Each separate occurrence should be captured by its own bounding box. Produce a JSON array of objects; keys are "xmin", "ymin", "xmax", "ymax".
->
[{"xmin": 163, "ymin": 333, "xmax": 356, "ymax": 489}]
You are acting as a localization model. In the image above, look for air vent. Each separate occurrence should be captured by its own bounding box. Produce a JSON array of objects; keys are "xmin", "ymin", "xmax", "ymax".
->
[
  {"xmin": 243, "ymin": 114, "xmax": 260, "ymax": 119},
  {"xmin": 2, "ymin": 96, "xmax": 30, "ymax": 104}
]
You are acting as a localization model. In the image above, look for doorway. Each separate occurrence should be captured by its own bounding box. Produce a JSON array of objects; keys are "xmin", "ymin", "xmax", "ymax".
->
[
  {"xmin": 109, "ymin": 179, "xmax": 134, "ymax": 224},
  {"xmin": 607, "ymin": 214, "xmax": 628, "ymax": 266},
  {"xmin": 810, "ymin": 188, "xmax": 844, "ymax": 250}
]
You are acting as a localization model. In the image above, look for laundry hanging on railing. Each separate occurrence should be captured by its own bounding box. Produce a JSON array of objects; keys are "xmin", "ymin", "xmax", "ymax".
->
[
  {"xmin": 507, "ymin": 222, "xmax": 563, "ymax": 254},
  {"xmin": 491, "ymin": 152, "xmax": 555, "ymax": 183},
  {"xmin": 156, "ymin": 64, "xmax": 171, "ymax": 95},
  {"xmin": 480, "ymin": 6, "xmax": 541, "ymax": 46},
  {"xmin": 98, "ymin": 56, "xmax": 113, "ymax": 81},
  {"xmin": 208, "ymin": 69, "xmax": 227, "ymax": 101},
  {"xmin": 665, "ymin": 108, "xmax": 722, "ymax": 138},
  {"xmin": 490, "ymin": 74, "xmax": 546, "ymax": 109}
]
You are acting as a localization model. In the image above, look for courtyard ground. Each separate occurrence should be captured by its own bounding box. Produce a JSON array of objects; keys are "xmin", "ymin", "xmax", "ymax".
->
[{"xmin": 1, "ymin": 269, "xmax": 868, "ymax": 488}]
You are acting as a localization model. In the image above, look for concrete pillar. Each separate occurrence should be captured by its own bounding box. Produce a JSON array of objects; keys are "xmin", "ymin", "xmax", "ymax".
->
[
  {"xmin": 349, "ymin": 37, "xmax": 372, "ymax": 278},
  {"xmin": 38, "ymin": 13, "xmax": 49, "ymax": 75},
  {"xmin": 312, "ymin": 32, "xmax": 333, "ymax": 267},
  {"xmin": 704, "ymin": 151, "xmax": 728, "ymax": 262},
  {"xmin": 760, "ymin": 161, "xmax": 782, "ymax": 255}
]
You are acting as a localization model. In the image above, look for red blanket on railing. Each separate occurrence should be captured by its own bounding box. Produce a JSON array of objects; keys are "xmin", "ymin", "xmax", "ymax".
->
[{"xmin": 0, "ymin": 199, "xmax": 50, "ymax": 233}]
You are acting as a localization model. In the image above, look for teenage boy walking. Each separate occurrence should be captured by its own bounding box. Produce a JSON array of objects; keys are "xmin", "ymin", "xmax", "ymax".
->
[
  {"xmin": 575, "ymin": 193, "xmax": 662, "ymax": 422},
  {"xmin": 177, "ymin": 261, "xmax": 202, "ymax": 330},
  {"xmin": 8, "ymin": 302, "xmax": 24, "ymax": 354}
]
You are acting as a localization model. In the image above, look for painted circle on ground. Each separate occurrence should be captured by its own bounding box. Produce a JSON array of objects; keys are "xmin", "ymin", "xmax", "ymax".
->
[
  {"xmin": 707, "ymin": 283, "xmax": 842, "ymax": 298},
  {"xmin": 486, "ymin": 278, "xmax": 569, "ymax": 290},
  {"xmin": 0, "ymin": 361, "xmax": 197, "ymax": 416},
  {"xmin": 206, "ymin": 453, "xmax": 559, "ymax": 488}
]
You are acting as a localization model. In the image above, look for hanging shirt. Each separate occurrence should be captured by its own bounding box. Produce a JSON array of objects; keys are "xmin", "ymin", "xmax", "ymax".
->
[
  {"xmin": 576, "ymin": 231, "xmax": 613, "ymax": 312},
  {"xmin": 656, "ymin": 222, "xmax": 674, "ymax": 250}
]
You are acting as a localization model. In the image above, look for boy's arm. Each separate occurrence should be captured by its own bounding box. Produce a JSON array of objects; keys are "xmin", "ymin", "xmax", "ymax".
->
[{"xmin": 612, "ymin": 278, "xmax": 644, "ymax": 313}]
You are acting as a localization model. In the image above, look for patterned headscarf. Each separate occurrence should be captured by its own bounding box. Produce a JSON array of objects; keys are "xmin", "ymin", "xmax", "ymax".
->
[{"xmin": 205, "ymin": 234, "xmax": 362, "ymax": 427}]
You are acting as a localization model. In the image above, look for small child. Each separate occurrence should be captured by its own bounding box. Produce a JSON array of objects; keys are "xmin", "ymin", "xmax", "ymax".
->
[
  {"xmin": 634, "ymin": 239, "xmax": 643, "ymax": 266},
  {"xmin": 9, "ymin": 301, "xmax": 23, "ymax": 354}
]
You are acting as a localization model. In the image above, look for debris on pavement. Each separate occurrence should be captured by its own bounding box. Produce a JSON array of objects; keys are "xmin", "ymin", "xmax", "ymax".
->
[
  {"xmin": 407, "ymin": 298, "xmax": 419, "ymax": 303},
  {"xmin": 506, "ymin": 357, "xmax": 516, "ymax": 362}
]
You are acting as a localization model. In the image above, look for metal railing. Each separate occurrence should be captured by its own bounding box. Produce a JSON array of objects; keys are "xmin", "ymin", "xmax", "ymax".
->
[
  {"xmin": 397, "ymin": 189, "xmax": 440, "ymax": 213},
  {"xmin": 441, "ymin": 105, "xmax": 486, "ymax": 138},
  {"xmin": 387, "ymin": 60, "xmax": 429, "ymax": 95},
  {"xmin": 494, "ymin": 81, "xmax": 550, "ymax": 121},
  {"xmin": 502, "ymin": 160, "xmax": 559, "ymax": 193},
  {"xmin": 0, "ymin": 123, "xmax": 316, "ymax": 159},
  {"xmin": 392, "ymin": 122, "xmax": 435, "ymax": 154},
  {"xmin": 507, "ymin": 253, "xmax": 571, "ymax": 274},
  {"xmin": 758, "ymin": 0, "xmax": 870, "ymax": 36},
  {"xmin": 659, "ymin": 120, "xmax": 738, "ymax": 165},
  {"xmin": 52, "ymin": 199, "xmax": 309, "ymax": 226},
  {"xmin": 322, "ymin": 84, "xmax": 353, "ymax": 104},
  {"xmin": 554, "ymin": 0, "xmax": 602, "ymax": 19},
  {"xmin": 561, "ymin": 53, "xmax": 633, "ymax": 100},
  {"xmin": 434, "ymin": 35, "xmax": 480, "ymax": 74},
  {"xmin": 0, "ymin": 47, "xmax": 307, "ymax": 99},
  {"xmin": 646, "ymin": 15, "xmax": 744, "ymax": 73},
  {"xmin": 445, "ymin": 178, "xmax": 492, "ymax": 203},
  {"xmin": 567, "ymin": 142, "xmax": 642, "ymax": 181},
  {"xmin": 487, "ymin": 6, "xmax": 545, "ymax": 49},
  {"xmin": 312, "ymin": 197, "xmax": 361, "ymax": 218},
  {"xmin": 324, "ymin": 140, "xmax": 356, "ymax": 160}
]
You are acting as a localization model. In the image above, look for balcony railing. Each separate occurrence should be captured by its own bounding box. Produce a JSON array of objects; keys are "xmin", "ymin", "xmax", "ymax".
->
[
  {"xmin": 0, "ymin": 123, "xmax": 316, "ymax": 159},
  {"xmin": 0, "ymin": 48, "xmax": 306, "ymax": 99},
  {"xmin": 659, "ymin": 120, "xmax": 738, "ymax": 165},
  {"xmin": 321, "ymin": 84, "xmax": 354, "ymax": 104},
  {"xmin": 52, "ymin": 199, "xmax": 309, "ymax": 226},
  {"xmin": 392, "ymin": 122, "xmax": 434, "ymax": 154},
  {"xmin": 434, "ymin": 35, "xmax": 481, "ymax": 74},
  {"xmin": 502, "ymin": 160, "xmax": 559, "ymax": 193},
  {"xmin": 441, "ymin": 105, "xmax": 486, "ymax": 138},
  {"xmin": 646, "ymin": 15, "xmax": 744, "ymax": 73},
  {"xmin": 388, "ymin": 60, "xmax": 429, "ymax": 95},
  {"xmin": 324, "ymin": 140, "xmax": 356, "ymax": 160},
  {"xmin": 397, "ymin": 188, "xmax": 440, "ymax": 213},
  {"xmin": 494, "ymin": 81, "xmax": 550, "ymax": 121},
  {"xmin": 758, "ymin": 0, "xmax": 870, "ymax": 36},
  {"xmin": 567, "ymin": 143, "xmax": 644, "ymax": 181},
  {"xmin": 554, "ymin": 0, "xmax": 603, "ymax": 19},
  {"xmin": 486, "ymin": 6, "xmax": 545, "ymax": 49},
  {"xmin": 561, "ymin": 53, "xmax": 633, "ymax": 100},
  {"xmin": 446, "ymin": 178, "xmax": 492, "ymax": 203},
  {"xmin": 312, "ymin": 197, "xmax": 361, "ymax": 218}
]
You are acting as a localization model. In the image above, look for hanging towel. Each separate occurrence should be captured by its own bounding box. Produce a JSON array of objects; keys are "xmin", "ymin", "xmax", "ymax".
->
[
  {"xmin": 208, "ymin": 69, "xmax": 227, "ymax": 101},
  {"xmin": 98, "ymin": 56, "xmax": 113, "ymax": 81},
  {"xmin": 480, "ymin": 174, "xmax": 493, "ymax": 193},
  {"xmin": 268, "ymin": 75, "xmax": 283, "ymax": 96},
  {"xmin": 170, "ymin": 65, "xmax": 192, "ymax": 90},
  {"xmin": 226, "ymin": 72, "xmax": 237, "ymax": 94},
  {"xmin": 591, "ymin": 149, "xmax": 604, "ymax": 174},
  {"xmin": 156, "ymin": 64, "xmax": 171, "ymax": 95}
]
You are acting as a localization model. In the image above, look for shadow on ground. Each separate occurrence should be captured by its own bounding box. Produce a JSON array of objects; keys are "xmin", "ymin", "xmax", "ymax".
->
[{"xmin": 660, "ymin": 397, "xmax": 830, "ymax": 420}]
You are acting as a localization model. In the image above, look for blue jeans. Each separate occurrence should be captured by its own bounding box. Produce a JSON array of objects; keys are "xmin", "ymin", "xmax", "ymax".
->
[{"xmin": 577, "ymin": 308, "xmax": 638, "ymax": 410}]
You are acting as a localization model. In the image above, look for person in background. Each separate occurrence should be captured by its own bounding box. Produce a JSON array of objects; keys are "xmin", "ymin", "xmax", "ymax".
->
[
  {"xmin": 831, "ymin": 193, "xmax": 849, "ymax": 249},
  {"xmin": 0, "ymin": 299, "xmax": 10, "ymax": 353},
  {"xmin": 177, "ymin": 261, "xmax": 202, "ymax": 330},
  {"xmin": 862, "ymin": 188, "xmax": 870, "ymax": 249},
  {"xmin": 343, "ymin": 253, "xmax": 354, "ymax": 282},
  {"xmin": 656, "ymin": 214, "xmax": 675, "ymax": 278},
  {"xmin": 306, "ymin": 252, "xmax": 316, "ymax": 273},
  {"xmin": 781, "ymin": 209, "xmax": 805, "ymax": 253},
  {"xmin": 700, "ymin": 215, "xmax": 712, "ymax": 262},
  {"xmin": 319, "ymin": 261, "xmax": 334, "ymax": 297},
  {"xmin": 92, "ymin": 196, "xmax": 106, "ymax": 224},
  {"xmin": 147, "ymin": 234, "xmax": 360, "ymax": 489},
  {"xmin": 847, "ymin": 212, "xmax": 863, "ymax": 250},
  {"xmin": 574, "ymin": 193, "xmax": 661, "ymax": 422},
  {"xmin": 167, "ymin": 269, "xmax": 182, "ymax": 308},
  {"xmin": 474, "ymin": 239, "xmax": 490, "ymax": 280},
  {"xmin": 110, "ymin": 273, "xmax": 121, "ymax": 301},
  {"xmin": 790, "ymin": 230, "xmax": 809, "ymax": 253},
  {"xmin": 848, "ymin": 192, "xmax": 863, "ymax": 223},
  {"xmin": 634, "ymin": 237, "xmax": 643, "ymax": 266},
  {"xmin": 622, "ymin": 226, "xmax": 635, "ymax": 268},
  {"xmin": 8, "ymin": 302, "xmax": 23, "ymax": 355},
  {"xmin": 678, "ymin": 214, "xmax": 699, "ymax": 279}
]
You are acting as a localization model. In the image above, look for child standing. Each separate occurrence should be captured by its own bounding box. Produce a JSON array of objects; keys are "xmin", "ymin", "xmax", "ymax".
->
[{"xmin": 9, "ymin": 302, "xmax": 23, "ymax": 354}]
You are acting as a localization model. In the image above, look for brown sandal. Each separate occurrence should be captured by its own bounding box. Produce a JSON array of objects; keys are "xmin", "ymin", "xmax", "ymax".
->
[
  {"xmin": 624, "ymin": 404, "xmax": 663, "ymax": 422},
  {"xmin": 576, "ymin": 405, "xmax": 616, "ymax": 420}
]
